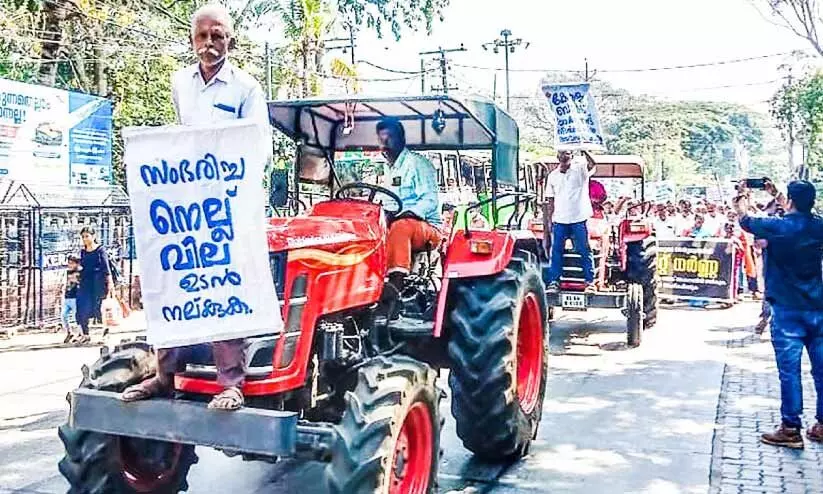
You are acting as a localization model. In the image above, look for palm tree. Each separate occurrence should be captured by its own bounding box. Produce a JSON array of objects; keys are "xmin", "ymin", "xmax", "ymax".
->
[{"xmin": 275, "ymin": 0, "xmax": 334, "ymax": 98}]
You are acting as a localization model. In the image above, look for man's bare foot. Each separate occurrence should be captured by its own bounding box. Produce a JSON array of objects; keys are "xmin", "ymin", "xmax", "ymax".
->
[
  {"xmin": 754, "ymin": 318, "xmax": 768, "ymax": 335},
  {"xmin": 121, "ymin": 376, "xmax": 171, "ymax": 402},
  {"xmin": 207, "ymin": 386, "xmax": 244, "ymax": 411}
]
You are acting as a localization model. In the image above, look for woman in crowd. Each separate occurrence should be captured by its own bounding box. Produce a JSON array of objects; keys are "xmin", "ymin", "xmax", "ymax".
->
[{"xmin": 75, "ymin": 226, "xmax": 112, "ymax": 344}]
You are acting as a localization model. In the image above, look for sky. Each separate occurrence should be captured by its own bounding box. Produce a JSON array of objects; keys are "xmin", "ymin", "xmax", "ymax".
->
[{"xmin": 318, "ymin": 0, "xmax": 816, "ymax": 111}]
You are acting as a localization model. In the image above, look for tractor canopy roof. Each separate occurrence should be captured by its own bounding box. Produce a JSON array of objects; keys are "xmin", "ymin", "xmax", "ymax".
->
[
  {"xmin": 531, "ymin": 155, "xmax": 645, "ymax": 179},
  {"xmin": 267, "ymin": 95, "xmax": 520, "ymax": 186}
]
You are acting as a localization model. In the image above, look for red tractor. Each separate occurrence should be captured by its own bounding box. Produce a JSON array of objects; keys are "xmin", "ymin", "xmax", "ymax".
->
[
  {"xmin": 528, "ymin": 156, "xmax": 658, "ymax": 348},
  {"xmin": 58, "ymin": 96, "xmax": 549, "ymax": 493}
]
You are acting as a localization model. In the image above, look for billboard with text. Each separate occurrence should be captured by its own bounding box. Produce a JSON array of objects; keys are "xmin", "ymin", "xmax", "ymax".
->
[{"xmin": 0, "ymin": 78, "xmax": 112, "ymax": 187}]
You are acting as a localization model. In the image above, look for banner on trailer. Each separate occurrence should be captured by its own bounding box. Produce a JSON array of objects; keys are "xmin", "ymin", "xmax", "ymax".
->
[
  {"xmin": 0, "ymin": 78, "xmax": 113, "ymax": 187},
  {"xmin": 541, "ymin": 82, "xmax": 605, "ymax": 151},
  {"xmin": 657, "ymin": 239, "xmax": 736, "ymax": 302},
  {"xmin": 124, "ymin": 120, "xmax": 283, "ymax": 348}
]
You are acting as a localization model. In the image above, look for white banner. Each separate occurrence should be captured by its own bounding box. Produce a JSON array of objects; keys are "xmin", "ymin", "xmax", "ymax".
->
[
  {"xmin": 541, "ymin": 83, "xmax": 605, "ymax": 151},
  {"xmin": 124, "ymin": 120, "xmax": 283, "ymax": 348},
  {"xmin": 649, "ymin": 180, "xmax": 675, "ymax": 203}
]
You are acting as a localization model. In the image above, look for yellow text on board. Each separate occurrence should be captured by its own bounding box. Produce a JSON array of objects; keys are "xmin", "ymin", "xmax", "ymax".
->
[{"xmin": 657, "ymin": 253, "xmax": 720, "ymax": 279}]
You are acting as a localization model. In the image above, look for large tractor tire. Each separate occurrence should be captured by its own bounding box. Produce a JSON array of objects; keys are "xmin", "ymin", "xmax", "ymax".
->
[
  {"xmin": 326, "ymin": 355, "xmax": 442, "ymax": 494},
  {"xmin": 627, "ymin": 237, "xmax": 659, "ymax": 329},
  {"xmin": 58, "ymin": 341, "xmax": 198, "ymax": 494},
  {"xmin": 626, "ymin": 283, "xmax": 645, "ymax": 348},
  {"xmin": 448, "ymin": 254, "xmax": 549, "ymax": 460}
]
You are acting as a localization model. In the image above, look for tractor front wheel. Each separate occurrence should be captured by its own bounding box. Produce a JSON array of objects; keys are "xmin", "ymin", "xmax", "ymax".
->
[
  {"xmin": 58, "ymin": 341, "xmax": 197, "ymax": 494},
  {"xmin": 627, "ymin": 237, "xmax": 659, "ymax": 329},
  {"xmin": 626, "ymin": 283, "xmax": 645, "ymax": 348},
  {"xmin": 325, "ymin": 355, "xmax": 442, "ymax": 494},
  {"xmin": 448, "ymin": 255, "xmax": 548, "ymax": 460}
]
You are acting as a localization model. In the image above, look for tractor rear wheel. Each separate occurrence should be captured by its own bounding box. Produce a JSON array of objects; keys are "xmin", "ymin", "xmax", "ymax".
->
[
  {"xmin": 626, "ymin": 284, "xmax": 644, "ymax": 348},
  {"xmin": 58, "ymin": 341, "xmax": 197, "ymax": 494},
  {"xmin": 627, "ymin": 237, "xmax": 659, "ymax": 329},
  {"xmin": 448, "ymin": 255, "xmax": 548, "ymax": 460},
  {"xmin": 326, "ymin": 355, "xmax": 441, "ymax": 494}
]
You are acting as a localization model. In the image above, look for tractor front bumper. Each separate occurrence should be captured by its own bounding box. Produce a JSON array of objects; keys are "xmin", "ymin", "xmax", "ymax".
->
[{"xmin": 67, "ymin": 388, "xmax": 336, "ymax": 460}]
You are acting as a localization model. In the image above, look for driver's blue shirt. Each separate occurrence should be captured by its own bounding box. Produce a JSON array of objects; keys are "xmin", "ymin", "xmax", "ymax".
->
[{"xmin": 385, "ymin": 149, "xmax": 441, "ymax": 226}]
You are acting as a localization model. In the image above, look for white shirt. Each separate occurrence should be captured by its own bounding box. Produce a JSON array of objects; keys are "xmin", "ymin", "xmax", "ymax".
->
[
  {"xmin": 654, "ymin": 218, "xmax": 678, "ymax": 238},
  {"xmin": 675, "ymin": 213, "xmax": 693, "ymax": 234},
  {"xmin": 171, "ymin": 61, "xmax": 269, "ymax": 127},
  {"xmin": 546, "ymin": 162, "xmax": 595, "ymax": 224}
]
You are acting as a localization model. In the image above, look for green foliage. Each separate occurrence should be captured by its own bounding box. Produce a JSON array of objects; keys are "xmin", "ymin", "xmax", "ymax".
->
[
  {"xmin": 336, "ymin": 0, "xmax": 450, "ymax": 39},
  {"xmin": 771, "ymin": 70, "xmax": 823, "ymax": 170},
  {"xmin": 108, "ymin": 54, "xmax": 179, "ymax": 186}
]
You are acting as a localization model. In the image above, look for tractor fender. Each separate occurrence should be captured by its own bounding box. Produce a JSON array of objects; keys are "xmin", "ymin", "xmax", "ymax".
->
[{"xmin": 434, "ymin": 229, "xmax": 542, "ymax": 337}]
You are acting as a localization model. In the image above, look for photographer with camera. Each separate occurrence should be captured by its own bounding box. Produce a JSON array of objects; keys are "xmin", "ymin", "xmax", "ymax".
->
[{"xmin": 735, "ymin": 179, "xmax": 823, "ymax": 448}]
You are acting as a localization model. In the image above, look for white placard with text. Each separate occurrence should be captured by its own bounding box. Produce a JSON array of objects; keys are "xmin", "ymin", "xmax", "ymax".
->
[{"xmin": 124, "ymin": 120, "xmax": 283, "ymax": 348}]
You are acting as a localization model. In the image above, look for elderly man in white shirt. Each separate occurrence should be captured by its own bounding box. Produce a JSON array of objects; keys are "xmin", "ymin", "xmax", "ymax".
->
[
  {"xmin": 544, "ymin": 149, "xmax": 598, "ymax": 293},
  {"xmin": 122, "ymin": 3, "xmax": 269, "ymax": 411}
]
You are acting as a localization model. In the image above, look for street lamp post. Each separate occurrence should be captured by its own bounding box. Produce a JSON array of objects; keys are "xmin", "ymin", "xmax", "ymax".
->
[{"xmin": 483, "ymin": 29, "xmax": 529, "ymax": 111}]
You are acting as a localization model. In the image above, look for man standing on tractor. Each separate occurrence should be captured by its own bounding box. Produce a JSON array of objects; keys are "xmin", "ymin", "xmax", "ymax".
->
[
  {"xmin": 120, "ymin": 3, "xmax": 269, "ymax": 411},
  {"xmin": 545, "ymin": 149, "xmax": 598, "ymax": 294},
  {"xmin": 377, "ymin": 118, "xmax": 442, "ymax": 314}
]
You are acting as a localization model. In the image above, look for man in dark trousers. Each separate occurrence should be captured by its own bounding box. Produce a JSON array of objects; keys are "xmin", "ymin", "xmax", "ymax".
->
[{"xmin": 736, "ymin": 180, "xmax": 823, "ymax": 448}]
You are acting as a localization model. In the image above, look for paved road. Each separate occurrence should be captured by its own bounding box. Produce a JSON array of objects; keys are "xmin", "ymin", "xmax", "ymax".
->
[{"xmin": 1, "ymin": 302, "xmax": 809, "ymax": 494}]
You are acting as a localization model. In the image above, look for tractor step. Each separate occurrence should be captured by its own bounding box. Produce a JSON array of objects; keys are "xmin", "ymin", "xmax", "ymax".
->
[
  {"xmin": 67, "ymin": 388, "xmax": 335, "ymax": 459},
  {"xmin": 387, "ymin": 315, "xmax": 435, "ymax": 336}
]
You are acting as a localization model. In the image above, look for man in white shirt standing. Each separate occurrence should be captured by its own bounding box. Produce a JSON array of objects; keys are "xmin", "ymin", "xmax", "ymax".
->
[
  {"xmin": 122, "ymin": 4, "xmax": 269, "ymax": 411},
  {"xmin": 545, "ymin": 149, "xmax": 598, "ymax": 293}
]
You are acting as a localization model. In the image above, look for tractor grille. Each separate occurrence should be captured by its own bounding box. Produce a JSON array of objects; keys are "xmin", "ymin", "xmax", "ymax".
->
[{"xmin": 269, "ymin": 252, "xmax": 287, "ymax": 299}]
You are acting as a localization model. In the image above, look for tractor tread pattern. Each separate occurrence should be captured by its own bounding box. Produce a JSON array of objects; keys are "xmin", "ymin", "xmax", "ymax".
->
[
  {"xmin": 447, "ymin": 254, "xmax": 548, "ymax": 460},
  {"xmin": 326, "ymin": 355, "xmax": 441, "ymax": 494},
  {"xmin": 627, "ymin": 237, "xmax": 659, "ymax": 328},
  {"xmin": 58, "ymin": 341, "xmax": 197, "ymax": 494}
]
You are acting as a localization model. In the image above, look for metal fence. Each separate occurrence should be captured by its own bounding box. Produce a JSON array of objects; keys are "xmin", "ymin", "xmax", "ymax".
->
[{"xmin": 0, "ymin": 181, "xmax": 140, "ymax": 331}]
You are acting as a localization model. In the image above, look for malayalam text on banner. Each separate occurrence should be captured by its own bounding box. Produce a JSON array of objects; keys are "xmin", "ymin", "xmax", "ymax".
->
[
  {"xmin": 124, "ymin": 120, "xmax": 283, "ymax": 348},
  {"xmin": 657, "ymin": 239, "xmax": 735, "ymax": 302},
  {"xmin": 541, "ymin": 82, "xmax": 605, "ymax": 151}
]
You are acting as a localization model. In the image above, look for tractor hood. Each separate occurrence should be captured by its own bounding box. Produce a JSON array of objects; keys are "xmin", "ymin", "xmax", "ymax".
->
[{"xmin": 266, "ymin": 201, "xmax": 385, "ymax": 253}]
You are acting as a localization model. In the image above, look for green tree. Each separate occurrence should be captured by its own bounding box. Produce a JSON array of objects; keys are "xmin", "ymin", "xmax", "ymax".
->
[
  {"xmin": 336, "ymin": 0, "xmax": 449, "ymax": 39},
  {"xmin": 771, "ymin": 70, "xmax": 823, "ymax": 171}
]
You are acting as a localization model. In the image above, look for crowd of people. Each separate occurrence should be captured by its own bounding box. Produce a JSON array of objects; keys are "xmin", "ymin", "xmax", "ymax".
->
[{"xmin": 588, "ymin": 182, "xmax": 789, "ymax": 313}]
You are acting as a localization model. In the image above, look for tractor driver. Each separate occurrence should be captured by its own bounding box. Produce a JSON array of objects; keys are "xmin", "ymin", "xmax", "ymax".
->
[{"xmin": 376, "ymin": 118, "xmax": 442, "ymax": 313}]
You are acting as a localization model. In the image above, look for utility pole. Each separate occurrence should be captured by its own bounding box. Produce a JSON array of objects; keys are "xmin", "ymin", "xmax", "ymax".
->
[
  {"xmin": 584, "ymin": 57, "xmax": 597, "ymax": 82},
  {"xmin": 421, "ymin": 59, "xmax": 427, "ymax": 94},
  {"xmin": 419, "ymin": 45, "xmax": 466, "ymax": 94},
  {"xmin": 324, "ymin": 26, "xmax": 357, "ymax": 66},
  {"xmin": 786, "ymin": 66, "xmax": 796, "ymax": 175},
  {"xmin": 264, "ymin": 42, "xmax": 272, "ymax": 99},
  {"xmin": 483, "ymin": 29, "xmax": 529, "ymax": 111}
]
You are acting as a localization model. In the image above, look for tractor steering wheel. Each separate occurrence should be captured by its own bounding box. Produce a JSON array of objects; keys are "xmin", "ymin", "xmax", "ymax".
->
[{"xmin": 334, "ymin": 182, "xmax": 404, "ymax": 218}]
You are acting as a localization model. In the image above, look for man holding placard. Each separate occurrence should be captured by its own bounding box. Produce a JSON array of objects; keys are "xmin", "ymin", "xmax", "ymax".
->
[
  {"xmin": 545, "ymin": 150, "xmax": 598, "ymax": 294},
  {"xmin": 121, "ymin": 4, "xmax": 274, "ymax": 411}
]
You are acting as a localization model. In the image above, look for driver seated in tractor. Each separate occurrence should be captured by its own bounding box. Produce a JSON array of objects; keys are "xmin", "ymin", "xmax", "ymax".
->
[{"xmin": 376, "ymin": 118, "xmax": 443, "ymax": 316}]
